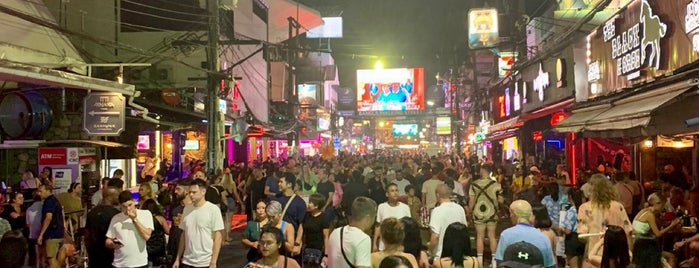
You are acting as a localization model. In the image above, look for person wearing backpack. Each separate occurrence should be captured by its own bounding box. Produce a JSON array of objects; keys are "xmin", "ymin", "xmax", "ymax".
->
[{"xmin": 467, "ymin": 164, "xmax": 504, "ymax": 267}]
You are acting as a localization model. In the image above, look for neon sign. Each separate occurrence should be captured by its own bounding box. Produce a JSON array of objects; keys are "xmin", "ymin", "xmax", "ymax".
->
[
  {"xmin": 513, "ymin": 83, "xmax": 521, "ymax": 111},
  {"xmin": 606, "ymin": 0, "xmax": 667, "ymax": 80},
  {"xmin": 533, "ymin": 63, "xmax": 549, "ymax": 102},
  {"xmin": 504, "ymin": 87, "xmax": 511, "ymax": 116}
]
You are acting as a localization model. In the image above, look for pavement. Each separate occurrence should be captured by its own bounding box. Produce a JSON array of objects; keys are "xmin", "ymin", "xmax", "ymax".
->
[{"xmin": 219, "ymin": 230, "xmax": 249, "ymax": 268}]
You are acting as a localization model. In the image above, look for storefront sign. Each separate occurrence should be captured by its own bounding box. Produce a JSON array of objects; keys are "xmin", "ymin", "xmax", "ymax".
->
[
  {"xmin": 550, "ymin": 112, "xmax": 569, "ymax": 126},
  {"xmin": 505, "ymin": 88, "xmax": 511, "ymax": 116},
  {"xmin": 533, "ymin": 64, "xmax": 550, "ymax": 102},
  {"xmin": 513, "ymin": 83, "xmax": 521, "ymax": 111},
  {"xmin": 556, "ymin": 59, "xmax": 567, "ymax": 88},
  {"xmin": 468, "ymin": 8, "xmax": 499, "ymax": 49},
  {"xmin": 532, "ymin": 131, "xmax": 543, "ymax": 141},
  {"xmin": 38, "ymin": 147, "xmax": 79, "ymax": 166},
  {"xmin": 83, "ymin": 93, "xmax": 125, "ymax": 136},
  {"xmin": 588, "ymin": 61, "xmax": 601, "ymax": 82},
  {"xmin": 474, "ymin": 132, "xmax": 485, "ymax": 143},
  {"xmin": 498, "ymin": 95, "xmax": 506, "ymax": 118},
  {"xmin": 588, "ymin": 0, "xmax": 698, "ymax": 98},
  {"xmin": 498, "ymin": 52, "xmax": 517, "ymax": 77}
]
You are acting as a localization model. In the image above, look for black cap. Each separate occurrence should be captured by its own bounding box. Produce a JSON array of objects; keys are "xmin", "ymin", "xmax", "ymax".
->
[{"xmin": 499, "ymin": 241, "xmax": 544, "ymax": 268}]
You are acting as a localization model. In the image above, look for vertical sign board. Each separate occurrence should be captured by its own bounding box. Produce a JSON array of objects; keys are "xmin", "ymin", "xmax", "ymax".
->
[
  {"xmin": 468, "ymin": 8, "xmax": 499, "ymax": 49},
  {"xmin": 83, "ymin": 93, "xmax": 125, "ymax": 136}
]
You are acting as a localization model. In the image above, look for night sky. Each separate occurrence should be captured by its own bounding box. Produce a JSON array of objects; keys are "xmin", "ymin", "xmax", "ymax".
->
[
  {"xmin": 298, "ymin": 0, "xmax": 548, "ymax": 88},
  {"xmin": 299, "ymin": 0, "xmax": 472, "ymax": 87}
]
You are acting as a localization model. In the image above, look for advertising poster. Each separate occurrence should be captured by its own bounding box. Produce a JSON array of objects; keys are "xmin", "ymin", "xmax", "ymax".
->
[
  {"xmin": 298, "ymin": 84, "xmax": 318, "ymax": 107},
  {"xmin": 337, "ymin": 87, "xmax": 356, "ymax": 115}
]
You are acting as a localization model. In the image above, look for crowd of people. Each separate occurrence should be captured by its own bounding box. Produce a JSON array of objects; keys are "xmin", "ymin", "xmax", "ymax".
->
[{"xmin": 0, "ymin": 151, "xmax": 696, "ymax": 268}]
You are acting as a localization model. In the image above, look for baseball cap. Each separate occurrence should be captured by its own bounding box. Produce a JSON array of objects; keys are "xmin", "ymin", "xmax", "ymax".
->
[
  {"xmin": 529, "ymin": 166, "xmax": 541, "ymax": 173},
  {"xmin": 499, "ymin": 241, "xmax": 544, "ymax": 268}
]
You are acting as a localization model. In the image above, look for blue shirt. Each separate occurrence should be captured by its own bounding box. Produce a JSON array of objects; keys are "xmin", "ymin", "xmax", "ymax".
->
[
  {"xmin": 42, "ymin": 195, "xmax": 65, "ymax": 239},
  {"xmin": 561, "ymin": 206, "xmax": 577, "ymax": 232},
  {"xmin": 496, "ymin": 223, "xmax": 556, "ymax": 268},
  {"xmin": 275, "ymin": 194, "xmax": 307, "ymax": 232},
  {"xmin": 541, "ymin": 195, "xmax": 560, "ymax": 226},
  {"xmin": 264, "ymin": 176, "xmax": 279, "ymax": 200}
]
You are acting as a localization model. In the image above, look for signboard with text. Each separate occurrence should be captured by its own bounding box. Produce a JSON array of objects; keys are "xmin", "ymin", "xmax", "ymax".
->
[
  {"xmin": 83, "ymin": 93, "xmax": 125, "ymax": 136},
  {"xmin": 587, "ymin": 0, "xmax": 699, "ymax": 98}
]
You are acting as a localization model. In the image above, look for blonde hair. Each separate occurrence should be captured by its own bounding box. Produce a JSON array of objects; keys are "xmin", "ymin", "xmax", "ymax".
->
[
  {"xmin": 139, "ymin": 183, "xmax": 155, "ymax": 200},
  {"xmin": 221, "ymin": 173, "xmax": 236, "ymax": 192},
  {"xmin": 646, "ymin": 193, "xmax": 665, "ymax": 207},
  {"xmin": 589, "ymin": 174, "xmax": 619, "ymax": 209}
]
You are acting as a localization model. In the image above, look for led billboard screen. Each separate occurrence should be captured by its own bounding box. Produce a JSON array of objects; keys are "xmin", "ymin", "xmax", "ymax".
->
[
  {"xmin": 436, "ymin": 117, "xmax": 451, "ymax": 135},
  {"xmin": 392, "ymin": 124, "xmax": 418, "ymax": 136},
  {"xmin": 357, "ymin": 68, "xmax": 424, "ymax": 115},
  {"xmin": 298, "ymin": 84, "xmax": 318, "ymax": 107}
]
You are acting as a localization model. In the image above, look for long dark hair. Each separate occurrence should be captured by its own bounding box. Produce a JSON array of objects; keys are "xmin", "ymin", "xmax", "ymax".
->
[
  {"xmin": 568, "ymin": 188, "xmax": 584, "ymax": 210},
  {"xmin": 379, "ymin": 255, "xmax": 413, "ymax": 268},
  {"xmin": 532, "ymin": 204, "xmax": 552, "ymax": 229},
  {"xmin": 141, "ymin": 199, "xmax": 164, "ymax": 216},
  {"xmin": 601, "ymin": 225, "xmax": 630, "ymax": 268},
  {"xmin": 401, "ymin": 217, "xmax": 422, "ymax": 261},
  {"xmin": 441, "ymin": 222, "xmax": 473, "ymax": 267}
]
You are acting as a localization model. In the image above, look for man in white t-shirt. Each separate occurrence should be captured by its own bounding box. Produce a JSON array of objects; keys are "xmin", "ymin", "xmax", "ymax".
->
[
  {"xmin": 391, "ymin": 173, "xmax": 411, "ymax": 197},
  {"xmin": 105, "ymin": 191, "xmax": 154, "ymax": 268},
  {"xmin": 429, "ymin": 184, "xmax": 467, "ymax": 260},
  {"xmin": 174, "ymin": 179, "xmax": 225, "ymax": 268},
  {"xmin": 373, "ymin": 183, "xmax": 411, "ymax": 251},
  {"xmin": 326, "ymin": 197, "xmax": 377, "ymax": 268}
]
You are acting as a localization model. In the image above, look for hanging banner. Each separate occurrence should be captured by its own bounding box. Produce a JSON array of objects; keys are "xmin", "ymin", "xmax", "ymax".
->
[
  {"xmin": 468, "ymin": 8, "xmax": 499, "ymax": 49},
  {"xmin": 587, "ymin": 139, "xmax": 631, "ymax": 171}
]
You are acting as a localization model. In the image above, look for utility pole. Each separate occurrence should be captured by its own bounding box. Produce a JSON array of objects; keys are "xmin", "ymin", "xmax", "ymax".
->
[{"xmin": 206, "ymin": 0, "xmax": 222, "ymax": 175}]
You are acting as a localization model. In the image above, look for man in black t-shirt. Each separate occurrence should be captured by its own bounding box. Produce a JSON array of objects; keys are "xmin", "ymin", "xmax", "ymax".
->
[
  {"xmin": 302, "ymin": 193, "xmax": 330, "ymax": 265},
  {"xmin": 342, "ymin": 170, "xmax": 370, "ymax": 215},
  {"xmin": 316, "ymin": 168, "xmax": 335, "ymax": 222},
  {"xmin": 86, "ymin": 187, "xmax": 120, "ymax": 268}
]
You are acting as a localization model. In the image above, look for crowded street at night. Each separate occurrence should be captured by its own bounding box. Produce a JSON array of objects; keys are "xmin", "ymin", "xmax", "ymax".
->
[{"xmin": 0, "ymin": 0, "xmax": 698, "ymax": 268}]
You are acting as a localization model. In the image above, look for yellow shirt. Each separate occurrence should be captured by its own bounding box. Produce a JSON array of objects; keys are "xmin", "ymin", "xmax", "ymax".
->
[{"xmin": 511, "ymin": 175, "xmax": 530, "ymax": 193}]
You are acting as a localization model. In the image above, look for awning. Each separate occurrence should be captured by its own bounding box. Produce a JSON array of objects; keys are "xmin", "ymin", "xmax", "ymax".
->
[
  {"xmin": 43, "ymin": 140, "xmax": 130, "ymax": 148},
  {"xmin": 0, "ymin": 60, "xmax": 135, "ymax": 95},
  {"xmin": 553, "ymin": 78, "xmax": 698, "ymax": 135},
  {"xmin": 0, "ymin": 59, "xmax": 159, "ymax": 123},
  {"xmin": 484, "ymin": 129, "xmax": 518, "ymax": 142},
  {"xmin": 553, "ymin": 104, "xmax": 612, "ymax": 133},
  {"xmin": 487, "ymin": 116, "xmax": 523, "ymax": 134},
  {"xmin": 585, "ymin": 82, "xmax": 690, "ymax": 131},
  {"xmin": 521, "ymin": 98, "xmax": 574, "ymax": 120},
  {"xmin": 583, "ymin": 87, "xmax": 691, "ymax": 131},
  {"xmin": 0, "ymin": 0, "xmax": 86, "ymax": 74}
]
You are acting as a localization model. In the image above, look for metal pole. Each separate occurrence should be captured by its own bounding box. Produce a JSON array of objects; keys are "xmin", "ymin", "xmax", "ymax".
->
[{"xmin": 205, "ymin": 0, "xmax": 222, "ymax": 175}]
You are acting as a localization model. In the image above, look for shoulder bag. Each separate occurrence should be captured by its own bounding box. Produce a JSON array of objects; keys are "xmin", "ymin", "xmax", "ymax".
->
[{"xmin": 340, "ymin": 226, "xmax": 356, "ymax": 268}]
